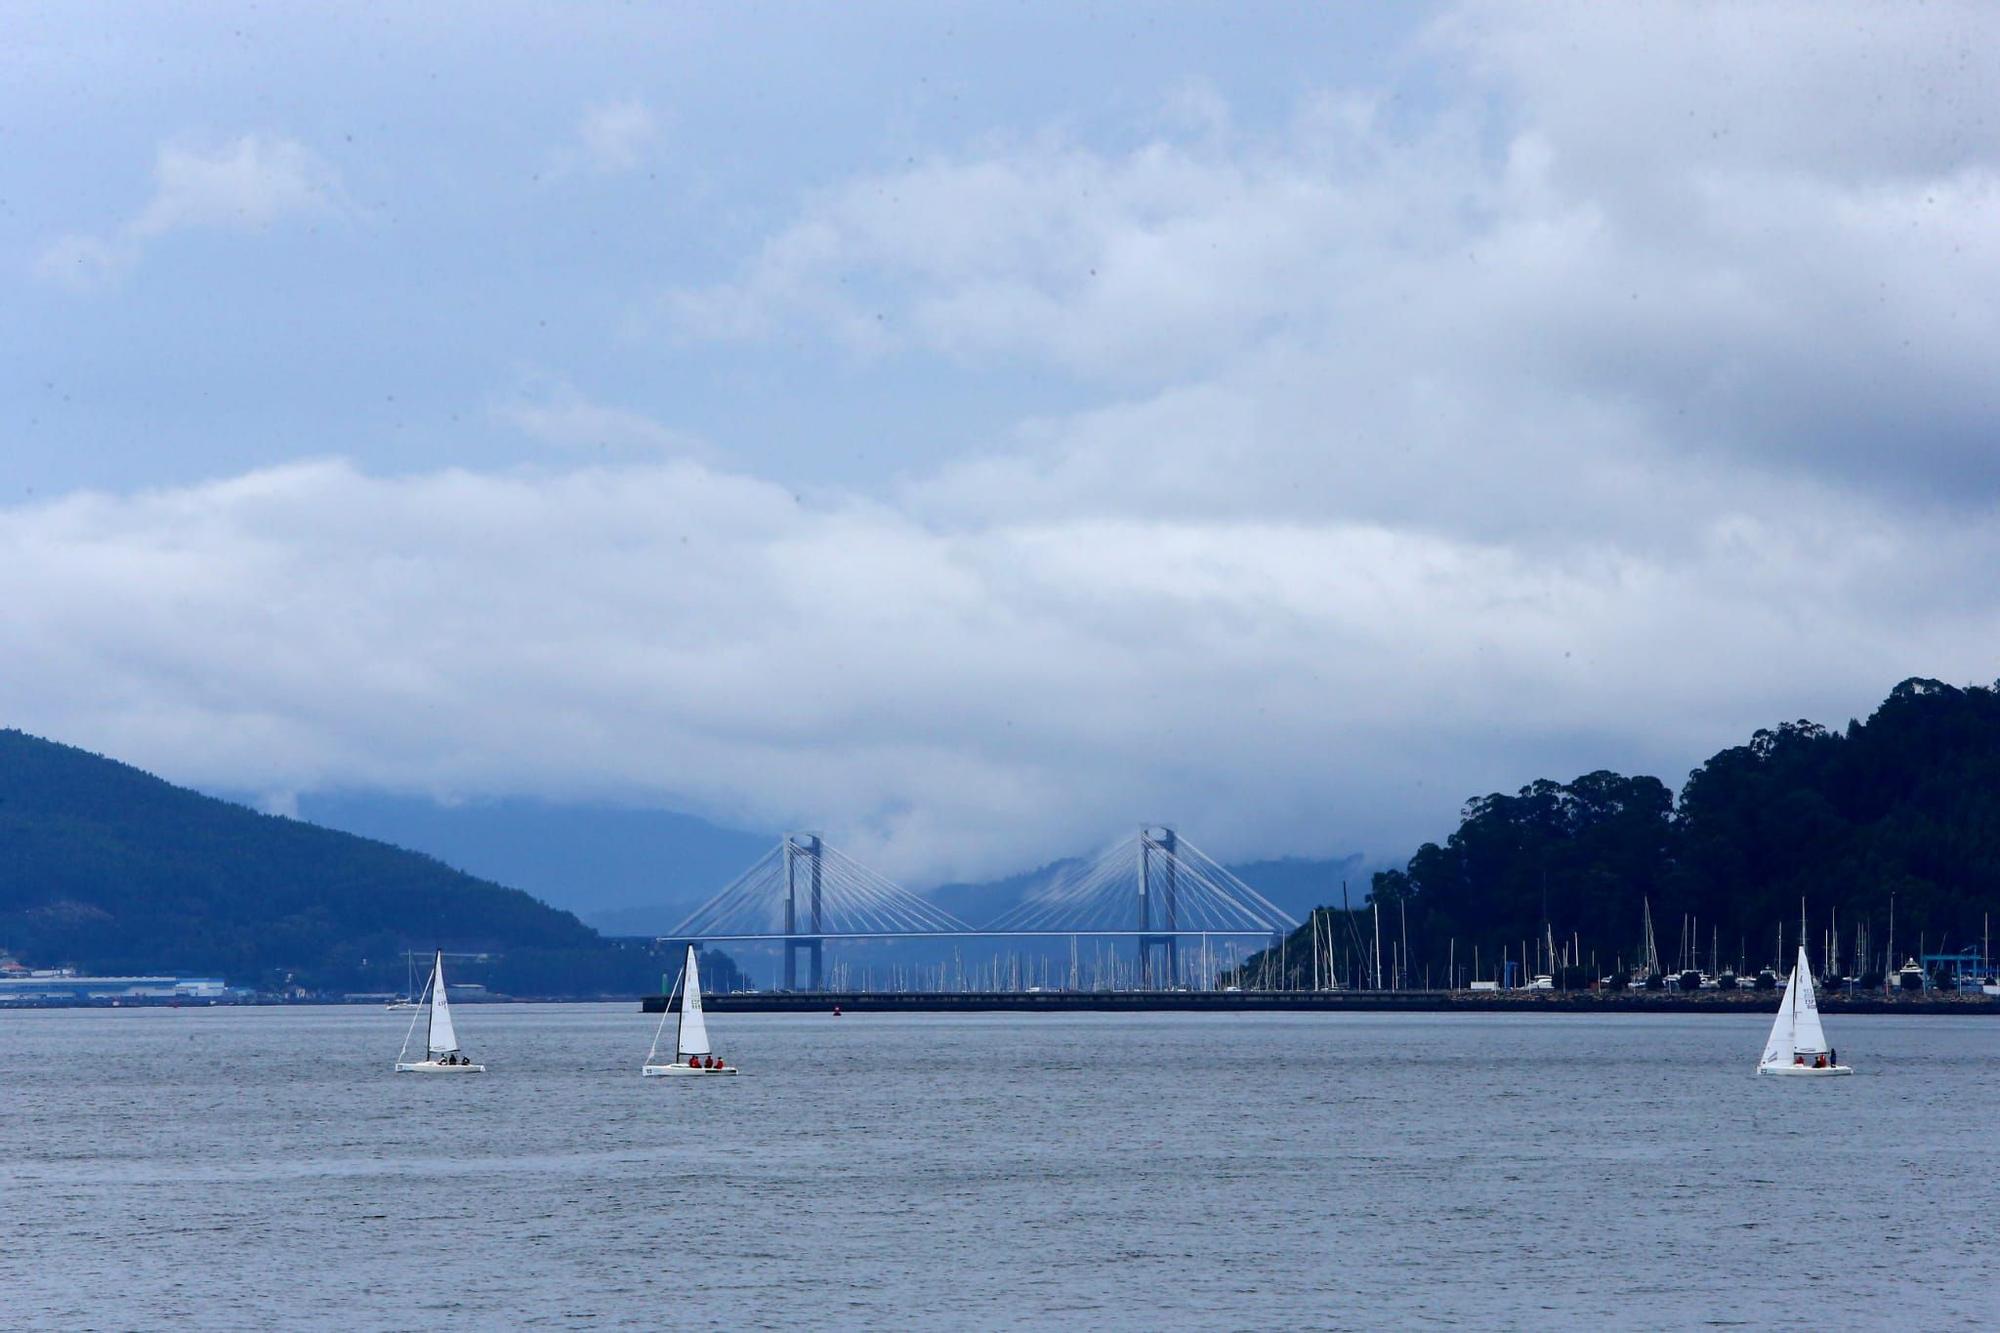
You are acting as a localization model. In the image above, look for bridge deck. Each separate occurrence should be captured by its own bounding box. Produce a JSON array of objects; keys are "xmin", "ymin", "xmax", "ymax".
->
[{"xmin": 656, "ymin": 929, "xmax": 1284, "ymax": 941}]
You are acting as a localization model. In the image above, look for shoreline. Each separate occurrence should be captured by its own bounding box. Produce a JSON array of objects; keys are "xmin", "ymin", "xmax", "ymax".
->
[
  {"xmin": 0, "ymin": 994, "xmax": 635, "ymax": 1010},
  {"xmin": 9, "ymin": 989, "xmax": 1991, "ymax": 1015},
  {"xmin": 639, "ymin": 988, "xmax": 2000, "ymax": 1016}
]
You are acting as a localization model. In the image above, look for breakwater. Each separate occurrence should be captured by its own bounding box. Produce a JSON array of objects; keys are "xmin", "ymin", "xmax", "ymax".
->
[{"xmin": 640, "ymin": 988, "xmax": 2000, "ymax": 1015}]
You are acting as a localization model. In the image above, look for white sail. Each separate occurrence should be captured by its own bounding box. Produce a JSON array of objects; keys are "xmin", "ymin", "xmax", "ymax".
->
[
  {"xmin": 676, "ymin": 945, "xmax": 711, "ymax": 1058},
  {"xmin": 1759, "ymin": 946, "xmax": 1827, "ymax": 1067},
  {"xmin": 1759, "ymin": 969, "xmax": 1797, "ymax": 1067},
  {"xmin": 1788, "ymin": 946, "xmax": 1828, "ymax": 1055},
  {"xmin": 427, "ymin": 951, "xmax": 460, "ymax": 1055}
]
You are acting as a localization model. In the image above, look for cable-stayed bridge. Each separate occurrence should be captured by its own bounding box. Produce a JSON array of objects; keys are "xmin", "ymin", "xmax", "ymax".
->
[{"xmin": 661, "ymin": 826, "xmax": 1296, "ymax": 989}]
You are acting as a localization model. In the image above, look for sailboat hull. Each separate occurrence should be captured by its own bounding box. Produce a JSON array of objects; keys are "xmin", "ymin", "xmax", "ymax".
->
[
  {"xmin": 1758, "ymin": 1063, "xmax": 1852, "ymax": 1077},
  {"xmin": 642, "ymin": 1062, "xmax": 738, "ymax": 1077},
  {"xmin": 394, "ymin": 1060, "xmax": 487, "ymax": 1073}
]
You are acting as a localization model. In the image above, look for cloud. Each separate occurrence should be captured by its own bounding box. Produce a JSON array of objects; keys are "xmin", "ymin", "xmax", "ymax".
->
[
  {"xmin": 33, "ymin": 133, "xmax": 345, "ymax": 289},
  {"xmin": 1, "ymin": 456, "xmax": 1996, "ymax": 887},
  {"xmin": 667, "ymin": 3, "xmax": 2000, "ymax": 509},
  {"xmin": 132, "ymin": 135, "xmax": 346, "ymax": 235},
  {"xmin": 495, "ymin": 383, "xmax": 717, "ymax": 460},
  {"xmin": 1438, "ymin": 0, "xmax": 2000, "ymax": 188},
  {"xmin": 552, "ymin": 99, "xmax": 661, "ymax": 177},
  {"xmin": 10, "ymin": 4, "xmax": 2000, "ymax": 887},
  {"xmin": 32, "ymin": 233, "xmax": 134, "ymax": 292}
]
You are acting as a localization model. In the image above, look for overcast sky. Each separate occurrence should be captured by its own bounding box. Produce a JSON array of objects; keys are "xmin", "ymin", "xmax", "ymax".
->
[{"xmin": 3, "ymin": 2, "xmax": 1997, "ymax": 883}]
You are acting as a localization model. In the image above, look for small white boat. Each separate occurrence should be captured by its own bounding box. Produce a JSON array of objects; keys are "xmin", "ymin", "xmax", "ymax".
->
[
  {"xmin": 394, "ymin": 950, "xmax": 486, "ymax": 1073},
  {"xmin": 1757, "ymin": 946, "xmax": 1850, "ymax": 1077},
  {"xmin": 643, "ymin": 945, "xmax": 737, "ymax": 1077},
  {"xmin": 386, "ymin": 953, "xmax": 421, "ymax": 1010}
]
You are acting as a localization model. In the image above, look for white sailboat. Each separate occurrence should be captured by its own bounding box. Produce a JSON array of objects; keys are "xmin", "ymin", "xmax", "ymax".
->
[
  {"xmin": 643, "ymin": 945, "xmax": 737, "ymax": 1077},
  {"xmin": 394, "ymin": 950, "xmax": 486, "ymax": 1073},
  {"xmin": 385, "ymin": 951, "xmax": 420, "ymax": 1011},
  {"xmin": 1757, "ymin": 945, "xmax": 1851, "ymax": 1076}
]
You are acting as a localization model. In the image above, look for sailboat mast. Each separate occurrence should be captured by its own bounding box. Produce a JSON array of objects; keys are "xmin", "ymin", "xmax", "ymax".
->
[
  {"xmin": 1373, "ymin": 902, "xmax": 1382, "ymax": 991},
  {"xmin": 427, "ymin": 951, "xmax": 443, "ymax": 1051},
  {"xmin": 1641, "ymin": 897, "xmax": 1659, "ymax": 978},
  {"xmin": 1400, "ymin": 899, "xmax": 1409, "ymax": 994}
]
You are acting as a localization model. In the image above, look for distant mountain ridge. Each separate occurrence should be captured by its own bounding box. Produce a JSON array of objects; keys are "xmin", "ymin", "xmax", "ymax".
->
[
  {"xmin": 287, "ymin": 796, "xmax": 1372, "ymax": 938},
  {"xmin": 293, "ymin": 791, "xmax": 772, "ymax": 924}
]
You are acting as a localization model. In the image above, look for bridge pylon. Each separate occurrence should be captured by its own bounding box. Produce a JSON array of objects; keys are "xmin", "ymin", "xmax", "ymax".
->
[
  {"xmin": 1136, "ymin": 825, "xmax": 1179, "ymax": 988},
  {"xmin": 784, "ymin": 832, "xmax": 825, "ymax": 991},
  {"xmin": 985, "ymin": 825, "xmax": 1295, "ymax": 988}
]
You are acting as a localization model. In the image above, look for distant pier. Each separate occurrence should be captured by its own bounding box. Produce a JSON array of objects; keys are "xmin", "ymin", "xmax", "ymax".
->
[{"xmin": 640, "ymin": 988, "xmax": 2000, "ymax": 1015}]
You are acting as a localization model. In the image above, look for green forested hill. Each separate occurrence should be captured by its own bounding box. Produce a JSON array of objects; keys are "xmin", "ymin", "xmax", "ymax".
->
[
  {"xmin": 0, "ymin": 729, "xmax": 647, "ymax": 993},
  {"xmin": 1235, "ymin": 678, "xmax": 2000, "ymax": 988}
]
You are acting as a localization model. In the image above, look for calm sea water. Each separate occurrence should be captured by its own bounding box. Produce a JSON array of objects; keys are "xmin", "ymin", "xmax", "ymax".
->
[{"xmin": 3, "ymin": 1005, "xmax": 1995, "ymax": 1329}]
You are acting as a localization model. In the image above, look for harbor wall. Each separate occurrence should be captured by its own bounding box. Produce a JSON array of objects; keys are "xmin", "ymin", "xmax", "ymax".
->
[{"xmin": 640, "ymin": 989, "xmax": 2000, "ymax": 1015}]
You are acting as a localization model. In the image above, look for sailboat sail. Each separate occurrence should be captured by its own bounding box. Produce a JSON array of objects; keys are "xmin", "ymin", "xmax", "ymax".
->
[
  {"xmin": 1788, "ymin": 947, "xmax": 1828, "ymax": 1055},
  {"xmin": 1760, "ymin": 946, "xmax": 1827, "ymax": 1067},
  {"xmin": 427, "ymin": 952, "xmax": 460, "ymax": 1055},
  {"xmin": 676, "ymin": 945, "xmax": 711, "ymax": 1059},
  {"xmin": 1760, "ymin": 970, "xmax": 1798, "ymax": 1066}
]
